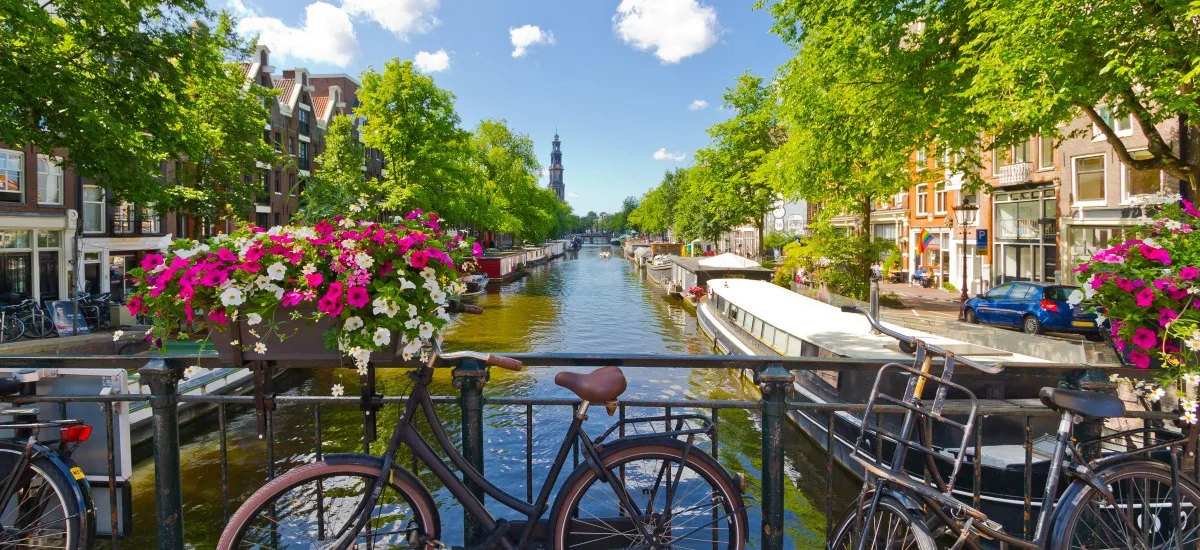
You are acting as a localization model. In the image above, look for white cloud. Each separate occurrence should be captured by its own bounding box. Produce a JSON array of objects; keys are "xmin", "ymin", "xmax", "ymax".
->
[
  {"xmin": 688, "ymin": 99, "xmax": 709, "ymax": 110},
  {"xmin": 510, "ymin": 24, "xmax": 555, "ymax": 58},
  {"xmin": 341, "ymin": 0, "xmax": 440, "ymax": 39},
  {"xmin": 237, "ymin": 2, "xmax": 358, "ymax": 67},
  {"xmin": 652, "ymin": 148, "xmax": 686, "ymax": 161},
  {"xmin": 613, "ymin": 0, "xmax": 719, "ymax": 64},
  {"xmin": 413, "ymin": 49, "xmax": 450, "ymax": 72},
  {"xmin": 568, "ymin": 192, "xmax": 579, "ymax": 198}
]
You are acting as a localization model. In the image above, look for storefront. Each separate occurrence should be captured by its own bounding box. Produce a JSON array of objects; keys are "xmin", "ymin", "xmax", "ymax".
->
[
  {"xmin": 0, "ymin": 224, "xmax": 71, "ymax": 303},
  {"xmin": 991, "ymin": 185, "xmax": 1058, "ymax": 284},
  {"xmin": 79, "ymin": 236, "xmax": 165, "ymax": 302},
  {"xmin": 909, "ymin": 227, "xmax": 952, "ymax": 286}
]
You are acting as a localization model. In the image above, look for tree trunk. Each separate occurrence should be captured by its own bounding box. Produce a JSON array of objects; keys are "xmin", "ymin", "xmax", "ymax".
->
[{"xmin": 757, "ymin": 218, "xmax": 765, "ymax": 260}]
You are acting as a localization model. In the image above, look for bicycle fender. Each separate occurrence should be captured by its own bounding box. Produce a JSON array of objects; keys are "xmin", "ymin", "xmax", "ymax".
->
[
  {"xmin": 321, "ymin": 453, "xmax": 441, "ymax": 540},
  {"xmin": 0, "ymin": 440, "xmax": 95, "ymax": 548}
]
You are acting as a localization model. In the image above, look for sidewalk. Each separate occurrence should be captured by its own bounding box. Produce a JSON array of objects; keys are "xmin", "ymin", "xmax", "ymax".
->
[
  {"xmin": 0, "ymin": 330, "xmax": 147, "ymax": 356},
  {"xmin": 880, "ymin": 281, "xmax": 964, "ymax": 303}
]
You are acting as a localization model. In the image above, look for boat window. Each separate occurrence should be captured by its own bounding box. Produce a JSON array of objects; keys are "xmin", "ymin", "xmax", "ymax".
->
[
  {"xmin": 762, "ymin": 324, "xmax": 776, "ymax": 346},
  {"xmin": 786, "ymin": 335, "xmax": 804, "ymax": 356},
  {"xmin": 773, "ymin": 328, "xmax": 789, "ymax": 351}
]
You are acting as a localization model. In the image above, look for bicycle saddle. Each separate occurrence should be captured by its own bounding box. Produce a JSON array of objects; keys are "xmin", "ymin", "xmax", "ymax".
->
[
  {"xmin": 1039, "ymin": 387, "xmax": 1125, "ymax": 419},
  {"xmin": 0, "ymin": 378, "xmax": 22, "ymax": 397},
  {"xmin": 554, "ymin": 366, "xmax": 627, "ymax": 403}
]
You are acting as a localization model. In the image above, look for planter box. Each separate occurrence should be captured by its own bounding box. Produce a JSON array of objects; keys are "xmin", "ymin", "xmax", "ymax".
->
[{"xmin": 210, "ymin": 309, "xmax": 399, "ymax": 364}]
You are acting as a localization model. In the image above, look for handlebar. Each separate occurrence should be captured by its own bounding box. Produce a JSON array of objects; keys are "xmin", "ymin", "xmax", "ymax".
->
[{"xmin": 839, "ymin": 305, "xmax": 1003, "ymax": 375}]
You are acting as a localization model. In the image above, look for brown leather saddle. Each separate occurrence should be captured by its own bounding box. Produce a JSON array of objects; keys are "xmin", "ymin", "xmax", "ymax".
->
[{"xmin": 554, "ymin": 366, "xmax": 628, "ymax": 403}]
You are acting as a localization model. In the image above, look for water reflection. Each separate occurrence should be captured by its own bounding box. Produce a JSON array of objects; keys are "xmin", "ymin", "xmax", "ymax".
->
[{"xmin": 123, "ymin": 247, "xmax": 856, "ymax": 549}]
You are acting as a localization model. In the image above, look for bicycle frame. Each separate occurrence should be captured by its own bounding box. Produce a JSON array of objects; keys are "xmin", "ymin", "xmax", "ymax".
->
[{"xmin": 332, "ymin": 363, "xmax": 660, "ymax": 550}]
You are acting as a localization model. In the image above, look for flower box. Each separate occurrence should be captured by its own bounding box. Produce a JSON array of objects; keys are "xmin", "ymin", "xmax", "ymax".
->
[{"xmin": 209, "ymin": 308, "xmax": 400, "ymax": 363}]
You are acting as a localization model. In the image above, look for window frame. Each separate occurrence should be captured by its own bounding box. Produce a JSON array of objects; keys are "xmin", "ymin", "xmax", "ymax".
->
[
  {"xmin": 0, "ymin": 149, "xmax": 24, "ymax": 199},
  {"xmin": 82, "ymin": 184, "xmax": 106, "ymax": 234},
  {"xmin": 36, "ymin": 155, "xmax": 63, "ymax": 205},
  {"xmin": 915, "ymin": 184, "xmax": 928, "ymax": 215},
  {"xmin": 1072, "ymin": 154, "xmax": 1107, "ymax": 206},
  {"xmin": 915, "ymin": 148, "xmax": 928, "ymax": 171},
  {"xmin": 113, "ymin": 202, "xmax": 136, "ymax": 235},
  {"xmin": 934, "ymin": 182, "xmax": 948, "ymax": 215},
  {"xmin": 141, "ymin": 204, "xmax": 161, "ymax": 234},
  {"xmin": 1093, "ymin": 106, "xmax": 1134, "ymax": 140},
  {"xmin": 1038, "ymin": 136, "xmax": 1055, "ymax": 171},
  {"xmin": 1120, "ymin": 149, "xmax": 1163, "ymax": 203}
]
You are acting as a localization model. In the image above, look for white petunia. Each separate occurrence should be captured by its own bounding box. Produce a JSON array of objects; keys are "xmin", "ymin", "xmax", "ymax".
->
[
  {"xmin": 344, "ymin": 316, "xmax": 364, "ymax": 331},
  {"xmin": 338, "ymin": 217, "xmax": 355, "ymax": 228},
  {"xmin": 385, "ymin": 302, "xmax": 400, "ymax": 318},
  {"xmin": 372, "ymin": 297, "xmax": 389, "ymax": 316},
  {"xmin": 350, "ymin": 346, "xmax": 371, "ymax": 364},
  {"xmin": 301, "ymin": 263, "xmax": 317, "ymax": 275},
  {"xmin": 405, "ymin": 318, "xmax": 420, "ymax": 330},
  {"xmin": 419, "ymin": 322, "xmax": 434, "ymax": 340},
  {"xmin": 1143, "ymin": 238, "xmax": 1159, "ymax": 249},
  {"xmin": 372, "ymin": 327, "xmax": 391, "ymax": 347},
  {"xmin": 331, "ymin": 384, "xmax": 345, "ymax": 397},
  {"xmin": 399, "ymin": 278, "xmax": 416, "ymax": 291},
  {"xmin": 112, "ymin": 330, "xmax": 124, "ymax": 342},
  {"xmin": 430, "ymin": 290, "xmax": 447, "ymax": 305},
  {"xmin": 402, "ymin": 339, "xmax": 424, "ymax": 361},
  {"xmin": 349, "ymin": 203, "xmax": 362, "ymax": 213},
  {"xmin": 354, "ymin": 252, "xmax": 374, "ymax": 270},
  {"xmin": 1067, "ymin": 289, "xmax": 1084, "ymax": 306},
  {"xmin": 254, "ymin": 342, "xmax": 267, "ymax": 355},
  {"xmin": 449, "ymin": 281, "xmax": 465, "ymax": 295},
  {"xmin": 1094, "ymin": 312, "xmax": 1106, "ymax": 326},
  {"xmin": 266, "ymin": 262, "xmax": 287, "ymax": 281},
  {"xmin": 340, "ymin": 239, "xmax": 356, "ymax": 250},
  {"xmin": 220, "ymin": 287, "xmax": 245, "ymax": 307},
  {"xmin": 407, "ymin": 304, "xmax": 418, "ymax": 318},
  {"xmin": 246, "ymin": 313, "xmax": 262, "ymax": 326},
  {"xmin": 421, "ymin": 267, "xmax": 437, "ymax": 281}
]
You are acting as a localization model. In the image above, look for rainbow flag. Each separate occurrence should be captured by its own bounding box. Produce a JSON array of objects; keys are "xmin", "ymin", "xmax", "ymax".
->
[{"xmin": 917, "ymin": 228, "xmax": 934, "ymax": 254}]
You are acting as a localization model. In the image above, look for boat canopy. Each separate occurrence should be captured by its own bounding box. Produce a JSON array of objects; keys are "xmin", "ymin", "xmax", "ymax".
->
[
  {"xmin": 706, "ymin": 278, "xmax": 1045, "ymax": 363},
  {"xmin": 699, "ymin": 253, "xmax": 760, "ymax": 269}
]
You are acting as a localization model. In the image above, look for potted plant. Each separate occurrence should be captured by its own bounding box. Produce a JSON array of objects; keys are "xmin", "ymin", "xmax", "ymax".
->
[
  {"xmin": 1072, "ymin": 194, "xmax": 1200, "ymax": 421},
  {"xmin": 687, "ymin": 286, "xmax": 706, "ymax": 303},
  {"xmin": 126, "ymin": 203, "xmax": 481, "ymax": 369}
]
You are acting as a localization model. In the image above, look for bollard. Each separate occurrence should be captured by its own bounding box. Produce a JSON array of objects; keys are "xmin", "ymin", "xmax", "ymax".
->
[
  {"xmin": 453, "ymin": 358, "xmax": 488, "ymax": 546},
  {"xmin": 139, "ymin": 359, "xmax": 185, "ymax": 549},
  {"xmin": 756, "ymin": 362, "xmax": 794, "ymax": 550},
  {"xmin": 869, "ymin": 280, "xmax": 881, "ymax": 335}
]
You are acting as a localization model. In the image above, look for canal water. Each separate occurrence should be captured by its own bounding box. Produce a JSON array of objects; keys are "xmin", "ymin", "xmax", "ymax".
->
[{"xmin": 123, "ymin": 246, "xmax": 858, "ymax": 548}]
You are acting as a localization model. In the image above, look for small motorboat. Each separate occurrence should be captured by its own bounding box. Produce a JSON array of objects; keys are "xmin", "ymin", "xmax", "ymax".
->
[
  {"xmin": 459, "ymin": 274, "xmax": 488, "ymax": 300},
  {"xmin": 598, "ymin": 250, "xmax": 612, "ymax": 259}
]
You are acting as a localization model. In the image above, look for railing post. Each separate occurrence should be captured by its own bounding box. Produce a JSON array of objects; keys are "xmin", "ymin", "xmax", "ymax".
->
[
  {"xmin": 756, "ymin": 362, "xmax": 794, "ymax": 550},
  {"xmin": 139, "ymin": 359, "xmax": 184, "ymax": 549},
  {"xmin": 453, "ymin": 358, "xmax": 488, "ymax": 546}
]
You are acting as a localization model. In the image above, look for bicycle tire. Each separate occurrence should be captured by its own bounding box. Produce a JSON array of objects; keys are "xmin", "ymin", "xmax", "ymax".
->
[
  {"xmin": 0, "ymin": 448, "xmax": 91, "ymax": 550},
  {"xmin": 19, "ymin": 313, "xmax": 52, "ymax": 339},
  {"xmin": 1050, "ymin": 460, "xmax": 1200, "ymax": 550},
  {"xmin": 828, "ymin": 493, "xmax": 937, "ymax": 550},
  {"xmin": 219, "ymin": 456, "xmax": 439, "ymax": 549},
  {"xmin": 0, "ymin": 316, "xmax": 24, "ymax": 342},
  {"xmin": 549, "ymin": 438, "xmax": 748, "ymax": 550}
]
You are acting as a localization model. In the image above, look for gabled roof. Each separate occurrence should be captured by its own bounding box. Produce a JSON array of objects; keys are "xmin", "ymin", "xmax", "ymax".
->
[
  {"xmin": 273, "ymin": 78, "xmax": 296, "ymax": 103},
  {"xmin": 312, "ymin": 96, "xmax": 331, "ymax": 121}
]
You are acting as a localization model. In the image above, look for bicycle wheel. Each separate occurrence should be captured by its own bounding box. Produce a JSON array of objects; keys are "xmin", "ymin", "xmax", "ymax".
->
[
  {"xmin": 1050, "ymin": 461, "xmax": 1200, "ymax": 550},
  {"xmin": 0, "ymin": 316, "xmax": 24, "ymax": 342},
  {"xmin": 828, "ymin": 493, "xmax": 936, "ymax": 550},
  {"xmin": 550, "ymin": 439, "xmax": 748, "ymax": 549},
  {"xmin": 219, "ymin": 457, "xmax": 439, "ymax": 549},
  {"xmin": 19, "ymin": 314, "xmax": 52, "ymax": 339},
  {"xmin": 0, "ymin": 449, "xmax": 89, "ymax": 549}
]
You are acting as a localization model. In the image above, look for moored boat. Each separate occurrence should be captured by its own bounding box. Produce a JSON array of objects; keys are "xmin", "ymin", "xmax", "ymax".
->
[{"xmin": 458, "ymin": 274, "xmax": 488, "ymax": 300}]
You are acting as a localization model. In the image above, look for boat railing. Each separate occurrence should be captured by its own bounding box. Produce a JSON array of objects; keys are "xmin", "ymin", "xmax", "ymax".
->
[{"xmin": 0, "ymin": 353, "xmax": 1183, "ymax": 550}]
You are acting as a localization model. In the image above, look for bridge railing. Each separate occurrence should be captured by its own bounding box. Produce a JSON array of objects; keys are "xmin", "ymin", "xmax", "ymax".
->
[{"xmin": 0, "ymin": 353, "xmax": 1183, "ymax": 549}]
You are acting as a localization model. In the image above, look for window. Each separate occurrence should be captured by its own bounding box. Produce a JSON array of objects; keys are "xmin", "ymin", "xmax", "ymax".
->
[
  {"xmin": 298, "ymin": 109, "xmax": 310, "ymax": 135},
  {"xmin": 288, "ymin": 137, "xmax": 296, "ymax": 156},
  {"xmin": 1012, "ymin": 140, "xmax": 1031, "ymax": 164},
  {"xmin": 299, "ymin": 141, "xmax": 309, "ymax": 170},
  {"xmin": 113, "ymin": 202, "xmax": 135, "ymax": 234},
  {"xmin": 37, "ymin": 231, "xmax": 61, "ymax": 248},
  {"xmin": 141, "ymin": 205, "xmax": 160, "ymax": 234},
  {"xmin": 274, "ymin": 132, "xmax": 282, "ymax": 151},
  {"xmin": 934, "ymin": 182, "xmax": 947, "ymax": 214},
  {"xmin": 984, "ymin": 283, "xmax": 1013, "ymax": 299},
  {"xmin": 83, "ymin": 185, "xmax": 105, "ymax": 233},
  {"xmin": 274, "ymin": 170, "xmax": 281, "ymax": 193},
  {"xmin": 992, "ymin": 147, "xmax": 1005, "ymax": 172},
  {"xmin": 289, "ymin": 173, "xmax": 296, "ymax": 196},
  {"xmin": 1010, "ymin": 284, "xmax": 1039, "ymax": 300},
  {"xmin": 36, "ymin": 156, "xmax": 63, "ymax": 205},
  {"xmin": 255, "ymin": 213, "xmax": 269, "ymax": 228},
  {"xmin": 0, "ymin": 150, "xmax": 23, "ymax": 200},
  {"xmin": 894, "ymin": 192, "xmax": 906, "ymax": 207},
  {"xmin": 1039, "ymin": 136, "xmax": 1055, "ymax": 170},
  {"xmin": 273, "ymin": 213, "xmax": 281, "ymax": 226},
  {"xmin": 915, "ymin": 184, "xmax": 928, "ymax": 215},
  {"xmin": 1095, "ymin": 106, "xmax": 1134, "ymax": 138},
  {"xmin": 1122, "ymin": 150, "xmax": 1162, "ymax": 201},
  {"xmin": 1073, "ymin": 155, "xmax": 1106, "ymax": 203},
  {"xmin": 915, "ymin": 148, "xmax": 927, "ymax": 171}
]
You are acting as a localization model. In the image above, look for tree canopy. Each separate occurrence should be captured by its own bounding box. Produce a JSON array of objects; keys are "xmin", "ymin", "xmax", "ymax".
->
[
  {"xmin": 628, "ymin": 169, "xmax": 683, "ymax": 236},
  {"xmin": 469, "ymin": 119, "xmax": 562, "ymax": 242},
  {"xmin": 298, "ymin": 115, "xmax": 371, "ymax": 223}
]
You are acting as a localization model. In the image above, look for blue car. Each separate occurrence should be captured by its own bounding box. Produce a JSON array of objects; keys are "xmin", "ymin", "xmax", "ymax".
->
[{"xmin": 963, "ymin": 282, "xmax": 1102, "ymax": 339}]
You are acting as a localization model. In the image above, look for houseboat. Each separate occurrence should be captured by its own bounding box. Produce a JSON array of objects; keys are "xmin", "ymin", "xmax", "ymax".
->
[
  {"xmin": 523, "ymin": 245, "xmax": 548, "ymax": 267},
  {"xmin": 546, "ymin": 240, "xmax": 567, "ymax": 258},
  {"xmin": 646, "ymin": 255, "xmax": 676, "ymax": 286},
  {"xmin": 669, "ymin": 253, "xmax": 773, "ymax": 296},
  {"xmin": 697, "ymin": 278, "xmax": 1062, "ymax": 535},
  {"xmin": 458, "ymin": 273, "xmax": 488, "ymax": 301},
  {"xmin": 478, "ymin": 250, "xmax": 526, "ymax": 285}
]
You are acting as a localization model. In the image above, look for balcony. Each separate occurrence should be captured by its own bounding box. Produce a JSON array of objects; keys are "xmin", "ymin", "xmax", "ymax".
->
[{"xmin": 998, "ymin": 162, "xmax": 1032, "ymax": 186}]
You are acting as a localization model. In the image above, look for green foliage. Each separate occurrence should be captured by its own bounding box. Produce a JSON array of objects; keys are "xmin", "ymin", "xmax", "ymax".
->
[
  {"xmin": 762, "ymin": 231, "xmax": 797, "ymax": 252},
  {"xmin": 882, "ymin": 249, "xmax": 901, "ymax": 276},
  {"xmin": 672, "ymin": 166, "xmax": 728, "ymax": 242},
  {"xmin": 469, "ymin": 119, "xmax": 561, "ymax": 242},
  {"xmin": 942, "ymin": 281, "xmax": 957, "ymax": 292},
  {"xmin": 0, "ymin": 0, "xmax": 216, "ymax": 205},
  {"xmin": 778, "ymin": 224, "xmax": 896, "ymax": 300},
  {"xmin": 600, "ymin": 196, "xmax": 640, "ymax": 234},
  {"xmin": 628, "ymin": 169, "xmax": 683, "ymax": 235},
  {"xmin": 298, "ymin": 116, "xmax": 371, "ymax": 223},
  {"xmin": 357, "ymin": 60, "xmax": 476, "ymax": 225}
]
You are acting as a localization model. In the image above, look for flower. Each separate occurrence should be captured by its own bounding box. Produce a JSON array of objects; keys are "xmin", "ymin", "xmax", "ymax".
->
[
  {"xmin": 354, "ymin": 252, "xmax": 374, "ymax": 270},
  {"xmin": 1182, "ymin": 398, "xmax": 1199, "ymax": 412},
  {"xmin": 1147, "ymin": 387, "xmax": 1166, "ymax": 402},
  {"xmin": 407, "ymin": 304, "xmax": 418, "ymax": 318},
  {"xmin": 1159, "ymin": 308, "xmax": 1179, "ymax": 328},
  {"xmin": 400, "ymin": 278, "xmax": 416, "ymax": 291},
  {"xmin": 246, "ymin": 313, "xmax": 262, "ymax": 325},
  {"xmin": 1182, "ymin": 411, "xmax": 1197, "ymax": 424},
  {"xmin": 1129, "ymin": 351, "xmax": 1152, "ymax": 369},
  {"xmin": 266, "ymin": 262, "xmax": 287, "ymax": 281},
  {"xmin": 331, "ymin": 384, "xmax": 345, "ymax": 397},
  {"xmin": 1108, "ymin": 373, "xmax": 1121, "ymax": 382},
  {"xmin": 183, "ymin": 365, "xmax": 199, "ymax": 379},
  {"xmin": 1131, "ymin": 328, "xmax": 1158, "ymax": 349},
  {"xmin": 305, "ymin": 273, "xmax": 323, "ymax": 287},
  {"xmin": 1067, "ymin": 289, "xmax": 1084, "ymax": 306},
  {"xmin": 373, "ymin": 327, "xmax": 391, "ymax": 347},
  {"xmin": 419, "ymin": 322, "xmax": 434, "ymax": 340},
  {"xmin": 112, "ymin": 330, "xmax": 124, "ymax": 342},
  {"xmin": 472, "ymin": 242, "xmax": 483, "ymax": 258},
  {"xmin": 254, "ymin": 342, "xmax": 267, "ymax": 354},
  {"xmin": 344, "ymin": 316, "xmax": 364, "ymax": 331},
  {"xmin": 1184, "ymin": 373, "xmax": 1200, "ymax": 385},
  {"xmin": 357, "ymin": 364, "xmax": 369, "ymax": 375},
  {"xmin": 220, "ymin": 288, "xmax": 247, "ymax": 310},
  {"xmin": 347, "ymin": 286, "xmax": 370, "ymax": 308},
  {"xmin": 1182, "ymin": 266, "xmax": 1199, "ymax": 280},
  {"xmin": 1134, "ymin": 288, "xmax": 1156, "ymax": 307},
  {"xmin": 410, "ymin": 250, "xmax": 431, "ymax": 269}
]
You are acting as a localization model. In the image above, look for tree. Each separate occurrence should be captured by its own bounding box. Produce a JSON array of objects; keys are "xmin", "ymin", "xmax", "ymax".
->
[
  {"xmin": 468, "ymin": 119, "xmax": 559, "ymax": 242},
  {"xmin": 759, "ymin": 0, "xmax": 1200, "ymax": 199},
  {"xmin": 0, "ymin": 1, "xmax": 230, "ymax": 205},
  {"xmin": 163, "ymin": 16, "xmax": 279, "ymax": 222},
  {"xmin": 629, "ymin": 169, "xmax": 683, "ymax": 236},
  {"xmin": 297, "ymin": 115, "xmax": 371, "ymax": 222},
  {"xmin": 357, "ymin": 60, "xmax": 476, "ymax": 223},
  {"xmin": 672, "ymin": 166, "xmax": 726, "ymax": 243},
  {"xmin": 694, "ymin": 73, "xmax": 784, "ymax": 254},
  {"xmin": 776, "ymin": 223, "xmax": 895, "ymax": 300}
]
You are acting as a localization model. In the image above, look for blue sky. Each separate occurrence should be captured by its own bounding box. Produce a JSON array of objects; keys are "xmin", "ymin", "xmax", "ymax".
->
[{"xmin": 230, "ymin": 0, "xmax": 793, "ymax": 214}]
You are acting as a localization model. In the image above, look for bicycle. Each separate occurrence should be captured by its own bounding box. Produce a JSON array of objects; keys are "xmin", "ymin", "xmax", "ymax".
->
[
  {"xmin": 13, "ymin": 299, "xmax": 59, "ymax": 339},
  {"xmin": 0, "ymin": 304, "xmax": 25, "ymax": 342},
  {"xmin": 75, "ymin": 293, "xmax": 112, "ymax": 332},
  {"xmin": 0, "ymin": 369, "xmax": 97, "ymax": 549},
  {"xmin": 829, "ymin": 306, "xmax": 1200, "ymax": 550},
  {"xmin": 219, "ymin": 301, "xmax": 749, "ymax": 549}
]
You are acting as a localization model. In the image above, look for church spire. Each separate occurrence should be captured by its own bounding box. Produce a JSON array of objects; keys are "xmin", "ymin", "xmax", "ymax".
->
[{"xmin": 548, "ymin": 131, "xmax": 564, "ymax": 201}]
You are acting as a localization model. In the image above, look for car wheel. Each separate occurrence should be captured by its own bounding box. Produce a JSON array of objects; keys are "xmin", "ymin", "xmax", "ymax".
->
[
  {"xmin": 964, "ymin": 308, "xmax": 978, "ymax": 324},
  {"xmin": 1084, "ymin": 332, "xmax": 1104, "ymax": 342},
  {"xmin": 1023, "ymin": 315, "xmax": 1044, "ymax": 335}
]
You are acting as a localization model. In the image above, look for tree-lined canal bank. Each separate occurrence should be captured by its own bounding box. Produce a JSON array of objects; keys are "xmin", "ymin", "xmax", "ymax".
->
[{"xmin": 124, "ymin": 246, "xmax": 858, "ymax": 548}]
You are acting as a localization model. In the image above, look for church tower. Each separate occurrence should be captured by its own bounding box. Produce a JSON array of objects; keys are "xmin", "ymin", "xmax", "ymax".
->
[{"xmin": 548, "ymin": 132, "xmax": 565, "ymax": 201}]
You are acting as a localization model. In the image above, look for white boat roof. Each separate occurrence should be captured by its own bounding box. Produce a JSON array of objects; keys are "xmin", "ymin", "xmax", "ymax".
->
[
  {"xmin": 699, "ymin": 253, "xmax": 760, "ymax": 269},
  {"xmin": 706, "ymin": 278, "xmax": 1047, "ymax": 364}
]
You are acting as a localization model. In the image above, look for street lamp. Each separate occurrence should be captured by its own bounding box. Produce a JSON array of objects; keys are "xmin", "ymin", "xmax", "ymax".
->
[{"xmin": 954, "ymin": 198, "xmax": 979, "ymax": 321}]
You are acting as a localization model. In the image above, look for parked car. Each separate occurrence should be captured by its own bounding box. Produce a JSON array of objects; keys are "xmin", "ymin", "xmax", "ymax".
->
[{"xmin": 962, "ymin": 282, "xmax": 1102, "ymax": 339}]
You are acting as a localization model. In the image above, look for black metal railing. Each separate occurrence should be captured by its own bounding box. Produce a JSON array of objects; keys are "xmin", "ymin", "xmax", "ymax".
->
[{"xmin": 0, "ymin": 353, "xmax": 1184, "ymax": 550}]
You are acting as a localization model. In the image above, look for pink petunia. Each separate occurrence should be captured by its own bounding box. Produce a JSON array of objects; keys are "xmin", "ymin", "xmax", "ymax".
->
[
  {"xmin": 281, "ymin": 291, "xmax": 303, "ymax": 307},
  {"xmin": 1115, "ymin": 278, "xmax": 1135, "ymax": 292},
  {"xmin": 410, "ymin": 250, "xmax": 431, "ymax": 269},
  {"xmin": 140, "ymin": 254, "xmax": 165, "ymax": 272},
  {"xmin": 396, "ymin": 236, "xmax": 414, "ymax": 253},
  {"xmin": 305, "ymin": 273, "xmax": 323, "ymax": 287},
  {"xmin": 1159, "ymin": 308, "xmax": 1179, "ymax": 327},
  {"xmin": 209, "ymin": 309, "xmax": 228, "ymax": 326},
  {"xmin": 405, "ymin": 209, "xmax": 422, "ymax": 220},
  {"xmin": 317, "ymin": 294, "xmax": 343, "ymax": 316},
  {"xmin": 472, "ymin": 242, "xmax": 484, "ymax": 258},
  {"xmin": 1134, "ymin": 287, "xmax": 1156, "ymax": 307},
  {"xmin": 1128, "ymin": 351, "xmax": 1151, "ymax": 369},
  {"xmin": 126, "ymin": 296, "xmax": 145, "ymax": 316},
  {"xmin": 1182, "ymin": 266, "xmax": 1199, "ymax": 280},
  {"xmin": 184, "ymin": 303, "xmax": 194, "ymax": 323},
  {"xmin": 1140, "ymin": 245, "xmax": 1172, "ymax": 265},
  {"xmin": 200, "ymin": 270, "xmax": 228, "ymax": 287},
  {"xmin": 244, "ymin": 246, "xmax": 264, "ymax": 263},
  {"xmin": 346, "ymin": 286, "xmax": 369, "ymax": 308},
  {"xmin": 327, "ymin": 281, "xmax": 344, "ymax": 297},
  {"xmin": 1131, "ymin": 327, "xmax": 1158, "ymax": 349},
  {"xmin": 1183, "ymin": 199, "xmax": 1200, "ymax": 218},
  {"xmin": 240, "ymin": 262, "xmax": 262, "ymax": 273},
  {"xmin": 216, "ymin": 248, "xmax": 238, "ymax": 263}
]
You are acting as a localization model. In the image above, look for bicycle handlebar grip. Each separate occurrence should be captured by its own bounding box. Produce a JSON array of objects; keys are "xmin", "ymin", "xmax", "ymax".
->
[
  {"xmin": 486, "ymin": 354, "xmax": 525, "ymax": 371},
  {"xmin": 460, "ymin": 304, "xmax": 484, "ymax": 315},
  {"xmin": 840, "ymin": 305, "xmax": 860, "ymax": 314}
]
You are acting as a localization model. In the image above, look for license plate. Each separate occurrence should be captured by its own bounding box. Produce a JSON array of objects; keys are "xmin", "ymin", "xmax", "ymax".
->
[{"xmin": 1072, "ymin": 320, "xmax": 1094, "ymax": 327}]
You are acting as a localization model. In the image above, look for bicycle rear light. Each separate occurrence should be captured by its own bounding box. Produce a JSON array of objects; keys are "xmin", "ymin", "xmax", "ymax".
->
[{"xmin": 60, "ymin": 424, "xmax": 92, "ymax": 443}]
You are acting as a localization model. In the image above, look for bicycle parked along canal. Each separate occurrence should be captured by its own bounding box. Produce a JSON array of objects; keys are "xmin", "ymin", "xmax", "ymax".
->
[
  {"xmin": 218, "ymin": 301, "xmax": 749, "ymax": 550},
  {"xmin": 830, "ymin": 306, "xmax": 1200, "ymax": 550}
]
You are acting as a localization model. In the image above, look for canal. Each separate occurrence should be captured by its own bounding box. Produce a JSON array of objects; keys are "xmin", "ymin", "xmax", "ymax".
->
[{"xmin": 123, "ymin": 246, "xmax": 858, "ymax": 548}]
